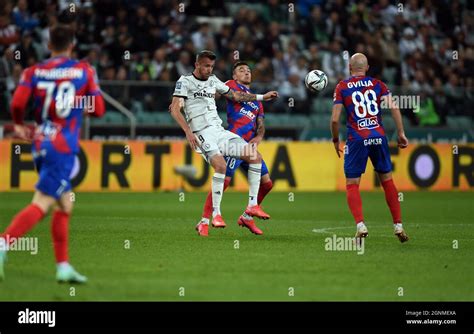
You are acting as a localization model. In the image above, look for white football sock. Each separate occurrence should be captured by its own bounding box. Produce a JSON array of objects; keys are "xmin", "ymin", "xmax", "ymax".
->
[
  {"xmin": 200, "ymin": 218, "xmax": 210, "ymax": 225},
  {"xmin": 212, "ymin": 172, "xmax": 225, "ymax": 217},
  {"xmin": 356, "ymin": 222, "xmax": 365, "ymax": 229},
  {"xmin": 248, "ymin": 163, "xmax": 262, "ymax": 207}
]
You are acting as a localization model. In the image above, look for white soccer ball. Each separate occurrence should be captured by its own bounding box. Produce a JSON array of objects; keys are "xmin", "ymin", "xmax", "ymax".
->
[{"xmin": 305, "ymin": 70, "xmax": 328, "ymax": 92}]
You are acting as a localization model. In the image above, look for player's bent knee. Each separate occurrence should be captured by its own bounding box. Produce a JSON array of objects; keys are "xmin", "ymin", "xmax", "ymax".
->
[
  {"xmin": 242, "ymin": 147, "xmax": 261, "ymax": 163},
  {"xmin": 60, "ymin": 203, "xmax": 74, "ymax": 215},
  {"xmin": 346, "ymin": 177, "xmax": 361, "ymax": 185},
  {"xmin": 31, "ymin": 190, "xmax": 56, "ymax": 214},
  {"xmin": 58, "ymin": 192, "xmax": 74, "ymax": 214},
  {"xmin": 210, "ymin": 155, "xmax": 227, "ymax": 174},
  {"xmin": 215, "ymin": 165, "xmax": 226, "ymax": 174}
]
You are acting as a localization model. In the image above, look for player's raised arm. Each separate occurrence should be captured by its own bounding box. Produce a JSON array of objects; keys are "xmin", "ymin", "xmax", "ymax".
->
[
  {"xmin": 214, "ymin": 71, "xmax": 278, "ymax": 103},
  {"xmin": 224, "ymin": 89, "xmax": 279, "ymax": 102},
  {"xmin": 330, "ymin": 103, "xmax": 344, "ymax": 158},
  {"xmin": 381, "ymin": 94, "xmax": 409, "ymax": 149},
  {"xmin": 169, "ymin": 96, "xmax": 199, "ymax": 150}
]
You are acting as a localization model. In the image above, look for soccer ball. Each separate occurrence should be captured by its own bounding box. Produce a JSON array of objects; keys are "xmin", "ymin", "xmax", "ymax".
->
[{"xmin": 305, "ymin": 70, "xmax": 328, "ymax": 92}]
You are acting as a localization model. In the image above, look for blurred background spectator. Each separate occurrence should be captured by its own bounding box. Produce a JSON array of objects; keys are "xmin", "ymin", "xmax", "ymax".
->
[{"xmin": 0, "ymin": 0, "xmax": 472, "ymax": 126}]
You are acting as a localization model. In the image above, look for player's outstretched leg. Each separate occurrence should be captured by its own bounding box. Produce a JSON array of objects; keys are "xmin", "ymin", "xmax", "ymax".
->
[
  {"xmin": 379, "ymin": 173, "xmax": 409, "ymax": 243},
  {"xmin": 196, "ymin": 154, "xmax": 227, "ymax": 236},
  {"xmin": 242, "ymin": 148, "xmax": 270, "ymax": 220},
  {"xmin": 200, "ymin": 178, "xmax": 231, "ymax": 229},
  {"xmin": 238, "ymin": 173, "xmax": 272, "ymax": 235},
  {"xmin": 0, "ymin": 194, "xmax": 48, "ymax": 281},
  {"xmin": 54, "ymin": 192, "xmax": 87, "ymax": 284},
  {"xmin": 209, "ymin": 163, "xmax": 226, "ymax": 230},
  {"xmin": 346, "ymin": 179, "xmax": 368, "ymax": 239}
]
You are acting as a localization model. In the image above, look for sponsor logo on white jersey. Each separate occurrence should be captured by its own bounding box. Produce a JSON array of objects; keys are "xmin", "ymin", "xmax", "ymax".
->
[{"xmin": 193, "ymin": 91, "xmax": 215, "ymax": 99}]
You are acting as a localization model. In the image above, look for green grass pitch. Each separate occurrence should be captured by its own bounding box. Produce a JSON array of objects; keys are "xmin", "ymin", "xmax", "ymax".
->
[{"xmin": 0, "ymin": 191, "xmax": 472, "ymax": 301}]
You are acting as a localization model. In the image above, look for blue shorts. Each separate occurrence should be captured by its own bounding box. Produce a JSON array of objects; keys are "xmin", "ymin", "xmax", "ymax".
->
[
  {"xmin": 224, "ymin": 157, "xmax": 269, "ymax": 178},
  {"xmin": 344, "ymin": 137, "xmax": 392, "ymax": 178},
  {"xmin": 33, "ymin": 143, "xmax": 74, "ymax": 200}
]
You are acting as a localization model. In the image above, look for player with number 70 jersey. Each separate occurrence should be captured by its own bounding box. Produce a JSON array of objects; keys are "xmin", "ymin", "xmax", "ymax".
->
[
  {"xmin": 14, "ymin": 55, "xmax": 104, "ymax": 154},
  {"xmin": 0, "ymin": 24, "xmax": 105, "ymax": 285}
]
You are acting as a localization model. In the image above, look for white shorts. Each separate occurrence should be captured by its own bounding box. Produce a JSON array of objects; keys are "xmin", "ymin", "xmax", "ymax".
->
[{"xmin": 194, "ymin": 126, "xmax": 248, "ymax": 163}]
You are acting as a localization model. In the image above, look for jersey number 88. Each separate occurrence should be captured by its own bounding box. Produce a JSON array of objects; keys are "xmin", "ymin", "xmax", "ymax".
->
[{"xmin": 351, "ymin": 89, "xmax": 379, "ymax": 118}]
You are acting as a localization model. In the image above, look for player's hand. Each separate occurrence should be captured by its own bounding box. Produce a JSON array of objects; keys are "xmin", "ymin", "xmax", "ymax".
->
[
  {"xmin": 263, "ymin": 91, "xmax": 279, "ymax": 101},
  {"xmin": 13, "ymin": 124, "xmax": 31, "ymax": 141},
  {"xmin": 186, "ymin": 130, "xmax": 199, "ymax": 151},
  {"xmin": 398, "ymin": 132, "xmax": 408, "ymax": 149},
  {"xmin": 248, "ymin": 136, "xmax": 262, "ymax": 146},
  {"xmin": 334, "ymin": 141, "xmax": 343, "ymax": 158}
]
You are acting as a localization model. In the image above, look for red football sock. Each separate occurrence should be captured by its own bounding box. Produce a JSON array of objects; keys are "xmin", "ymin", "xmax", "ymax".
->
[
  {"xmin": 346, "ymin": 184, "xmax": 364, "ymax": 224},
  {"xmin": 51, "ymin": 210, "xmax": 70, "ymax": 263},
  {"xmin": 257, "ymin": 180, "xmax": 273, "ymax": 205},
  {"xmin": 381, "ymin": 179, "xmax": 402, "ymax": 224},
  {"xmin": 1, "ymin": 204, "xmax": 45, "ymax": 241},
  {"xmin": 202, "ymin": 178, "xmax": 230, "ymax": 219}
]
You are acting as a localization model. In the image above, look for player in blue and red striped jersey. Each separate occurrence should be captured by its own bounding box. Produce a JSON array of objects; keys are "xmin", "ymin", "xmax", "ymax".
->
[
  {"xmin": 0, "ymin": 24, "xmax": 105, "ymax": 282},
  {"xmin": 331, "ymin": 53, "xmax": 409, "ymax": 243},
  {"xmin": 198, "ymin": 61, "xmax": 273, "ymax": 235}
]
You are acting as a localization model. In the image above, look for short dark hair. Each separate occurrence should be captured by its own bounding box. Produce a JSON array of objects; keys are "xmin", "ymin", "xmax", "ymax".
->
[
  {"xmin": 232, "ymin": 61, "xmax": 249, "ymax": 72},
  {"xmin": 196, "ymin": 50, "xmax": 216, "ymax": 62},
  {"xmin": 49, "ymin": 24, "xmax": 74, "ymax": 52}
]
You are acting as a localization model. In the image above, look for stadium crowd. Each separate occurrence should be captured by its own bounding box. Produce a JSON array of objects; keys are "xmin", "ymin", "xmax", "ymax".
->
[{"xmin": 0, "ymin": 0, "xmax": 472, "ymax": 124}]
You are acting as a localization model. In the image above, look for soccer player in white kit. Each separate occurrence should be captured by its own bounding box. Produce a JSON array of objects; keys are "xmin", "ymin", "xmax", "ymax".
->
[{"xmin": 169, "ymin": 50, "xmax": 278, "ymax": 236}]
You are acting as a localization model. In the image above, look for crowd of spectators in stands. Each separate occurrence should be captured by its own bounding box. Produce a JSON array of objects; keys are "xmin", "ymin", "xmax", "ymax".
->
[{"xmin": 0, "ymin": 0, "xmax": 472, "ymax": 125}]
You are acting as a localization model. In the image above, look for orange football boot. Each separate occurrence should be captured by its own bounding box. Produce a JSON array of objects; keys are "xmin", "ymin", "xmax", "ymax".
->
[{"xmin": 238, "ymin": 215, "xmax": 263, "ymax": 235}]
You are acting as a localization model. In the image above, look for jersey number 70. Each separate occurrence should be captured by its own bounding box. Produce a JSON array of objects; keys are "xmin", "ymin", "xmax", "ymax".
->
[{"xmin": 37, "ymin": 81, "xmax": 76, "ymax": 120}]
